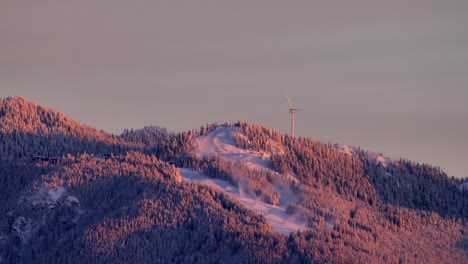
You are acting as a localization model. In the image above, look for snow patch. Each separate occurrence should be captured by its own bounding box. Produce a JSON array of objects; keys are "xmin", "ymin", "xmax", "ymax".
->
[
  {"xmin": 8, "ymin": 186, "xmax": 85, "ymax": 247},
  {"xmin": 376, "ymin": 155, "xmax": 388, "ymax": 167},
  {"xmin": 334, "ymin": 144, "xmax": 354, "ymax": 156},
  {"xmin": 195, "ymin": 126, "xmax": 272, "ymax": 172},
  {"xmin": 180, "ymin": 168, "xmax": 309, "ymax": 235},
  {"xmin": 190, "ymin": 126, "xmax": 309, "ymax": 234},
  {"xmin": 66, "ymin": 196, "xmax": 80, "ymax": 204},
  {"xmin": 47, "ymin": 187, "xmax": 66, "ymax": 202},
  {"xmin": 195, "ymin": 126, "xmax": 298, "ymax": 185},
  {"xmin": 26, "ymin": 186, "xmax": 68, "ymax": 206}
]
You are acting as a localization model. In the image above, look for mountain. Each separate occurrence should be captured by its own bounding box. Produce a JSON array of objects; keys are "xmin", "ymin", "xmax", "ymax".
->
[
  {"xmin": 0, "ymin": 96, "xmax": 139, "ymax": 161},
  {"xmin": 0, "ymin": 97, "xmax": 467, "ymax": 263}
]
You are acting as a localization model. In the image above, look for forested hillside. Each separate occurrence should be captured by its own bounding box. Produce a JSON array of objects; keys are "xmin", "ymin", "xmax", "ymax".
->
[
  {"xmin": 234, "ymin": 121, "xmax": 468, "ymax": 218},
  {"xmin": 238, "ymin": 122, "xmax": 468, "ymax": 262},
  {"xmin": 1, "ymin": 152, "xmax": 298, "ymax": 263},
  {"xmin": 0, "ymin": 96, "xmax": 139, "ymax": 161},
  {"xmin": 0, "ymin": 97, "xmax": 467, "ymax": 263}
]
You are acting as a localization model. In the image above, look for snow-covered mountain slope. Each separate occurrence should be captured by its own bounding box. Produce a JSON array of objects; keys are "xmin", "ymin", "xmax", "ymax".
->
[
  {"xmin": 6, "ymin": 186, "xmax": 84, "ymax": 246},
  {"xmin": 180, "ymin": 169, "xmax": 307, "ymax": 235},
  {"xmin": 334, "ymin": 143, "xmax": 390, "ymax": 168},
  {"xmin": 183, "ymin": 126, "xmax": 307, "ymax": 235},
  {"xmin": 195, "ymin": 126, "xmax": 271, "ymax": 171},
  {"xmin": 195, "ymin": 126, "xmax": 299, "ymax": 183},
  {"xmin": 334, "ymin": 143, "xmax": 354, "ymax": 156}
]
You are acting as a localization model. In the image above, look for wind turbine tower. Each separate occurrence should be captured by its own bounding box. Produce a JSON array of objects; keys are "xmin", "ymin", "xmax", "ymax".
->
[{"xmin": 287, "ymin": 96, "xmax": 301, "ymax": 137}]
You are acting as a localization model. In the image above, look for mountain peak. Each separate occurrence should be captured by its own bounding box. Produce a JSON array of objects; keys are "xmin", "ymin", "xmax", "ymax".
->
[
  {"xmin": 0, "ymin": 97, "xmax": 467, "ymax": 263},
  {"xmin": 2, "ymin": 96, "xmax": 32, "ymax": 111},
  {"xmin": 2, "ymin": 96, "xmax": 35, "ymax": 109},
  {"xmin": 0, "ymin": 96, "xmax": 83, "ymax": 135},
  {"xmin": 0, "ymin": 96, "xmax": 137, "ymax": 161}
]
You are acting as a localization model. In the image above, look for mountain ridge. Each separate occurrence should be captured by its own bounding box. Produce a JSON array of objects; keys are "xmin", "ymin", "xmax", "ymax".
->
[{"xmin": 0, "ymin": 96, "xmax": 467, "ymax": 263}]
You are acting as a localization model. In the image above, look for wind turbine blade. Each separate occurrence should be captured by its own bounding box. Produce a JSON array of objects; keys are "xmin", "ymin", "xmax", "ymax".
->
[{"xmin": 287, "ymin": 96, "xmax": 293, "ymax": 109}]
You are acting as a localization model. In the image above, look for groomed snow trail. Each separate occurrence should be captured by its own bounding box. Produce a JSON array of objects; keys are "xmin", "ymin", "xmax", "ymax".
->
[
  {"xmin": 180, "ymin": 168, "xmax": 308, "ymax": 235},
  {"xmin": 180, "ymin": 126, "xmax": 309, "ymax": 235}
]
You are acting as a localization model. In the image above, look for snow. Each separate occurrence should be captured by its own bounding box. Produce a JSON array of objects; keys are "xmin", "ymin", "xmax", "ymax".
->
[
  {"xmin": 24, "ymin": 186, "xmax": 83, "ymax": 216},
  {"xmin": 376, "ymin": 155, "xmax": 388, "ymax": 168},
  {"xmin": 7, "ymin": 187, "xmax": 85, "ymax": 247},
  {"xmin": 334, "ymin": 144, "xmax": 354, "ymax": 156},
  {"xmin": 195, "ymin": 126, "xmax": 297, "ymax": 180},
  {"xmin": 335, "ymin": 143, "xmax": 392, "ymax": 169},
  {"xmin": 66, "ymin": 196, "xmax": 80, "ymax": 204},
  {"xmin": 195, "ymin": 126, "xmax": 299, "ymax": 200},
  {"xmin": 195, "ymin": 126, "xmax": 272, "ymax": 171},
  {"xmin": 47, "ymin": 187, "xmax": 66, "ymax": 202},
  {"xmin": 180, "ymin": 169, "xmax": 308, "ymax": 236},
  {"xmin": 27, "ymin": 186, "xmax": 67, "ymax": 206},
  {"xmin": 195, "ymin": 126, "xmax": 301, "ymax": 205},
  {"xmin": 186, "ymin": 126, "xmax": 311, "ymax": 234}
]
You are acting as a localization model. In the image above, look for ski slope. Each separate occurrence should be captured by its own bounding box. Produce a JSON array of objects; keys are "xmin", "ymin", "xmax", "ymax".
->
[
  {"xmin": 180, "ymin": 168, "xmax": 308, "ymax": 235},
  {"xmin": 195, "ymin": 126, "xmax": 271, "ymax": 171},
  {"xmin": 182, "ymin": 126, "xmax": 308, "ymax": 235}
]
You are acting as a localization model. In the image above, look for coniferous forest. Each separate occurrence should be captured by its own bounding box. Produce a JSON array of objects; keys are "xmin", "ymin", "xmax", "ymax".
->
[{"xmin": 0, "ymin": 96, "xmax": 467, "ymax": 263}]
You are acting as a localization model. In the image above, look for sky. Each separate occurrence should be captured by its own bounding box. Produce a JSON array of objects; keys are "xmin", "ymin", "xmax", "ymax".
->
[{"xmin": 1, "ymin": 0, "xmax": 467, "ymax": 178}]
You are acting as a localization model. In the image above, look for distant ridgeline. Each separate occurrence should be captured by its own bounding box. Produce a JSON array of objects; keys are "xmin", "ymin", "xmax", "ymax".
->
[
  {"xmin": 0, "ymin": 96, "xmax": 467, "ymax": 264},
  {"xmin": 232, "ymin": 121, "xmax": 468, "ymax": 218},
  {"xmin": 0, "ymin": 96, "xmax": 139, "ymax": 162}
]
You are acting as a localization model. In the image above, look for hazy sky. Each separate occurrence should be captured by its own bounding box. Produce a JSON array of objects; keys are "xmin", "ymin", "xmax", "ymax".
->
[{"xmin": 1, "ymin": 1, "xmax": 468, "ymax": 177}]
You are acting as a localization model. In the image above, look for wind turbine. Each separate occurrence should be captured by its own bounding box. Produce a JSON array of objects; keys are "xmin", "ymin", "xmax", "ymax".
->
[{"xmin": 287, "ymin": 96, "xmax": 302, "ymax": 137}]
